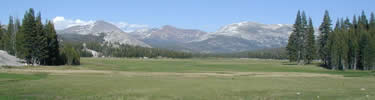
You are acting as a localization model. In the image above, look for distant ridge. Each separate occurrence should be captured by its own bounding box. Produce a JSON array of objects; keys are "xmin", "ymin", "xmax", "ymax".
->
[
  {"xmin": 58, "ymin": 20, "xmax": 151, "ymax": 47},
  {"xmin": 58, "ymin": 21, "xmax": 292, "ymax": 53}
]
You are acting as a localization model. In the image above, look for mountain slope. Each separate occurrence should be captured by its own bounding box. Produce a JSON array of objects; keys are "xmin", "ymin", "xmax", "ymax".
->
[
  {"xmin": 187, "ymin": 35, "xmax": 263, "ymax": 53},
  {"xmin": 58, "ymin": 20, "xmax": 292, "ymax": 53},
  {"xmin": 208, "ymin": 22, "xmax": 292, "ymax": 47},
  {"xmin": 128, "ymin": 25, "xmax": 207, "ymax": 51},
  {"xmin": 130, "ymin": 25, "xmax": 207, "ymax": 43},
  {"xmin": 58, "ymin": 21, "xmax": 151, "ymax": 47},
  {"xmin": 131, "ymin": 22, "xmax": 292, "ymax": 53},
  {"xmin": 182, "ymin": 22, "xmax": 291, "ymax": 53}
]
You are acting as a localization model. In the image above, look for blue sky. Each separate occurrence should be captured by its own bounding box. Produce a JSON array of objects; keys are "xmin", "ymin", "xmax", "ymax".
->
[{"xmin": 1, "ymin": 0, "xmax": 375, "ymax": 32}]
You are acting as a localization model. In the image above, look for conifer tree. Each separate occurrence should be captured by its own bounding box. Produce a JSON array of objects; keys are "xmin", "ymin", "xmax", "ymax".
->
[
  {"xmin": 356, "ymin": 11, "xmax": 369, "ymax": 70},
  {"xmin": 44, "ymin": 21, "xmax": 60, "ymax": 65},
  {"xmin": 368, "ymin": 12, "xmax": 375, "ymax": 70},
  {"xmin": 349, "ymin": 15, "xmax": 360, "ymax": 70},
  {"xmin": 20, "ymin": 8, "xmax": 37, "ymax": 64},
  {"xmin": 287, "ymin": 33, "xmax": 298, "ymax": 62},
  {"xmin": 326, "ymin": 20, "xmax": 338, "ymax": 69},
  {"xmin": 305, "ymin": 17, "xmax": 316, "ymax": 64},
  {"xmin": 340, "ymin": 18, "xmax": 351, "ymax": 70},
  {"xmin": 300, "ymin": 11, "xmax": 308, "ymax": 64},
  {"xmin": 34, "ymin": 12, "xmax": 49, "ymax": 65},
  {"xmin": 287, "ymin": 11, "xmax": 301, "ymax": 62},
  {"xmin": 344, "ymin": 17, "xmax": 355, "ymax": 70},
  {"xmin": 329, "ymin": 20, "xmax": 347, "ymax": 70},
  {"xmin": 13, "ymin": 18, "xmax": 21, "ymax": 56},
  {"xmin": 318, "ymin": 10, "xmax": 332, "ymax": 66},
  {"xmin": 2, "ymin": 17, "xmax": 12, "ymax": 54},
  {"xmin": 6, "ymin": 16, "xmax": 16, "ymax": 55},
  {"xmin": 15, "ymin": 18, "xmax": 26, "ymax": 59}
]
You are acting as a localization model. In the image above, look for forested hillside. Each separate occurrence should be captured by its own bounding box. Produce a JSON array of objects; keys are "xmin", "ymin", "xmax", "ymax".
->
[
  {"xmin": 193, "ymin": 47, "xmax": 287, "ymax": 59},
  {"xmin": 66, "ymin": 41, "xmax": 193, "ymax": 58}
]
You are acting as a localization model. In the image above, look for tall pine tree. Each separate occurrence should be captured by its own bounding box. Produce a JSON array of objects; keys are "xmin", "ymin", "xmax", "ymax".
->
[
  {"xmin": 368, "ymin": 13, "xmax": 375, "ymax": 70},
  {"xmin": 15, "ymin": 18, "xmax": 27, "ymax": 59},
  {"xmin": 44, "ymin": 21, "xmax": 60, "ymax": 65},
  {"xmin": 300, "ymin": 11, "xmax": 308, "ymax": 64},
  {"xmin": 318, "ymin": 10, "xmax": 332, "ymax": 67},
  {"xmin": 34, "ymin": 12, "xmax": 49, "ymax": 65},
  {"xmin": 20, "ymin": 8, "xmax": 37, "ymax": 64},
  {"xmin": 13, "ymin": 18, "xmax": 21, "ymax": 57},
  {"xmin": 329, "ymin": 19, "xmax": 348, "ymax": 70},
  {"xmin": 6, "ymin": 16, "xmax": 16, "ymax": 55},
  {"xmin": 287, "ymin": 11, "xmax": 301, "ymax": 62},
  {"xmin": 305, "ymin": 17, "xmax": 316, "ymax": 64},
  {"xmin": 1, "ymin": 17, "xmax": 12, "ymax": 54},
  {"xmin": 357, "ymin": 11, "xmax": 369, "ymax": 70}
]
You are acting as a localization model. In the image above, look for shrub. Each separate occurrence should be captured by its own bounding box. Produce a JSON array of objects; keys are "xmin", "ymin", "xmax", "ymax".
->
[{"xmin": 60, "ymin": 45, "xmax": 80, "ymax": 65}]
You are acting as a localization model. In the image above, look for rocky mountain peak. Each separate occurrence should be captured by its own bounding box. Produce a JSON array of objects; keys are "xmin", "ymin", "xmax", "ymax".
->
[
  {"xmin": 59, "ymin": 20, "xmax": 293, "ymax": 53},
  {"xmin": 161, "ymin": 25, "xmax": 177, "ymax": 30},
  {"xmin": 58, "ymin": 20, "xmax": 151, "ymax": 47}
]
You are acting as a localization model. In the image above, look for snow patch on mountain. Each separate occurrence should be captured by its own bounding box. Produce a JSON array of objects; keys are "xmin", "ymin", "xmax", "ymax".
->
[
  {"xmin": 200, "ymin": 21, "xmax": 293, "ymax": 48},
  {"xmin": 130, "ymin": 25, "xmax": 207, "ymax": 43}
]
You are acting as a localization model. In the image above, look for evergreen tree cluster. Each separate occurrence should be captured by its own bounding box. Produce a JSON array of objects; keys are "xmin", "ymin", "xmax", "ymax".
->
[
  {"xmin": 63, "ymin": 41, "xmax": 193, "ymax": 59},
  {"xmin": 287, "ymin": 10, "xmax": 375, "ymax": 70},
  {"xmin": 287, "ymin": 10, "xmax": 316, "ymax": 64},
  {"xmin": 325, "ymin": 11, "xmax": 375, "ymax": 70},
  {"xmin": 190, "ymin": 47, "xmax": 287, "ymax": 59},
  {"xmin": 0, "ymin": 16, "xmax": 19, "ymax": 55},
  {"xmin": 85, "ymin": 42, "xmax": 193, "ymax": 58},
  {"xmin": 0, "ymin": 8, "xmax": 80, "ymax": 65}
]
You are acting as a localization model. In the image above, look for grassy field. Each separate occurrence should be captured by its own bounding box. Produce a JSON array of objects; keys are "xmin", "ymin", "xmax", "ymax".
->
[{"xmin": 0, "ymin": 58, "xmax": 374, "ymax": 100}]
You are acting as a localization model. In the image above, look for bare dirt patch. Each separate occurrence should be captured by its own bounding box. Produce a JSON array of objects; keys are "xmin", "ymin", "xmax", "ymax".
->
[
  {"xmin": 0, "ymin": 69, "xmax": 342, "ymax": 78},
  {"xmin": 0, "ymin": 69, "xmax": 111, "ymax": 74}
]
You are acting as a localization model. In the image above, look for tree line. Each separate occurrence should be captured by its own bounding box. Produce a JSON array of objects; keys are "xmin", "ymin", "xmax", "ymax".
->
[
  {"xmin": 64, "ymin": 41, "xmax": 193, "ymax": 58},
  {"xmin": 287, "ymin": 10, "xmax": 375, "ymax": 70},
  {"xmin": 92, "ymin": 42, "xmax": 193, "ymax": 58},
  {"xmin": 193, "ymin": 48, "xmax": 287, "ymax": 59},
  {"xmin": 0, "ymin": 8, "xmax": 80, "ymax": 65}
]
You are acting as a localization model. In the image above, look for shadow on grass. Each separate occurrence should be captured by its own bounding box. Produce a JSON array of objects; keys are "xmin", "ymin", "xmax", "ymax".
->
[
  {"xmin": 318, "ymin": 63, "xmax": 332, "ymax": 70},
  {"xmin": 0, "ymin": 73, "xmax": 49, "ymax": 84},
  {"xmin": 316, "ymin": 64, "xmax": 375, "ymax": 77},
  {"xmin": 280, "ymin": 61, "xmax": 375, "ymax": 77}
]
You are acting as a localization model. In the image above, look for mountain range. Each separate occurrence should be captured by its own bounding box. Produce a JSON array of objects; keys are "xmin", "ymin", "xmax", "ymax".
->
[
  {"xmin": 57, "ymin": 20, "xmax": 292, "ymax": 53},
  {"xmin": 58, "ymin": 20, "xmax": 151, "ymax": 47}
]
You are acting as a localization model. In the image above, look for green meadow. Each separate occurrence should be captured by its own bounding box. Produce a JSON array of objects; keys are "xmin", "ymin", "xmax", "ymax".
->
[{"xmin": 0, "ymin": 58, "xmax": 374, "ymax": 100}]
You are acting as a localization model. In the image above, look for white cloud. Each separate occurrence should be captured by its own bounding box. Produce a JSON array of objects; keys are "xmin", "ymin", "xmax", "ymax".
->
[
  {"xmin": 53, "ymin": 16, "xmax": 94, "ymax": 30},
  {"xmin": 52, "ymin": 16, "xmax": 149, "ymax": 32},
  {"xmin": 53, "ymin": 16, "xmax": 65, "ymax": 22}
]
